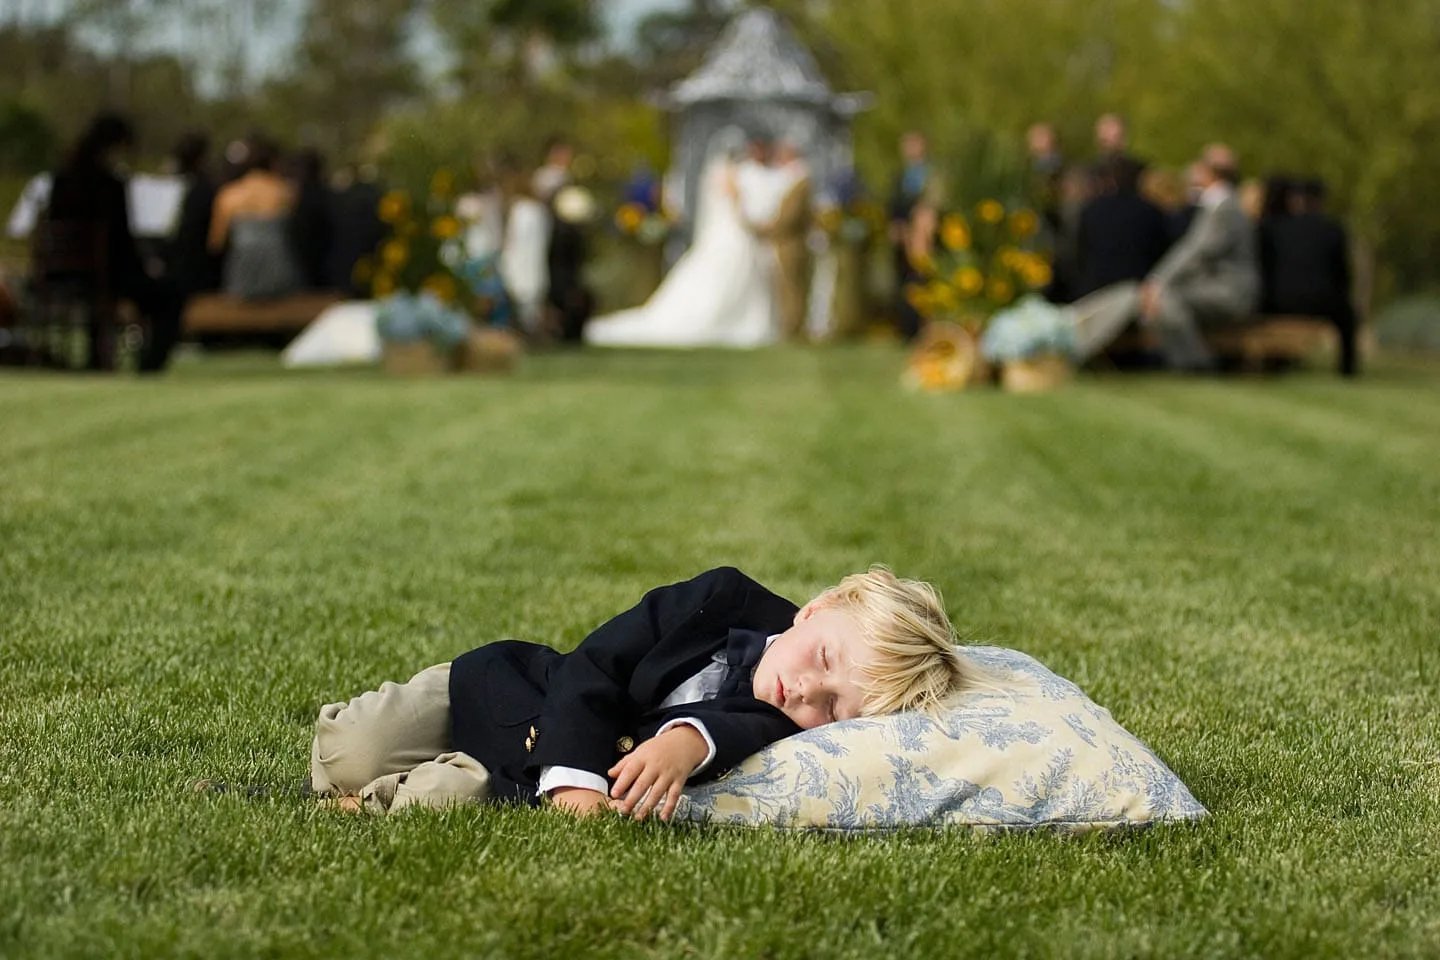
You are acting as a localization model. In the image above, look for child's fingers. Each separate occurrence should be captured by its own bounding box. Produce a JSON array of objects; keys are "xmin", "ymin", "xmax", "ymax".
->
[
  {"xmin": 635, "ymin": 777, "xmax": 666, "ymax": 822},
  {"xmin": 659, "ymin": 781, "xmax": 683, "ymax": 822},
  {"xmin": 622, "ymin": 770, "xmax": 657, "ymax": 814},
  {"xmin": 609, "ymin": 759, "xmax": 638, "ymax": 798},
  {"xmin": 638, "ymin": 773, "xmax": 681, "ymax": 822}
]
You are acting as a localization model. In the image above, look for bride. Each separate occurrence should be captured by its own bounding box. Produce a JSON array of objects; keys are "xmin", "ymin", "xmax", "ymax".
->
[{"xmin": 585, "ymin": 129, "xmax": 778, "ymax": 348}]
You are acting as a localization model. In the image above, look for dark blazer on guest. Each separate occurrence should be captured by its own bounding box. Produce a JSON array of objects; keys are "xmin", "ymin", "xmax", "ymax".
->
[
  {"xmin": 448, "ymin": 567, "xmax": 802, "ymax": 805},
  {"xmin": 1260, "ymin": 212, "xmax": 1351, "ymax": 316},
  {"xmin": 1075, "ymin": 191, "xmax": 1171, "ymax": 298}
]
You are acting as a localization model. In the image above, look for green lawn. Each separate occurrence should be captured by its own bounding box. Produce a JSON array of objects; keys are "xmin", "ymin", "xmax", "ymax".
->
[{"xmin": 2, "ymin": 348, "xmax": 1438, "ymax": 958}]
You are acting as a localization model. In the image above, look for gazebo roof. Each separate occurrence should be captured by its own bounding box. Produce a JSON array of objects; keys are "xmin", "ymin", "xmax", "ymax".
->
[{"xmin": 665, "ymin": 8, "xmax": 866, "ymax": 113}]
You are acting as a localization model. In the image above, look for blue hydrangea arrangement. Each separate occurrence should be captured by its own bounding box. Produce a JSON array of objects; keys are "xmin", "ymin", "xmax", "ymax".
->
[
  {"xmin": 980, "ymin": 294, "xmax": 1078, "ymax": 363},
  {"xmin": 375, "ymin": 291, "xmax": 471, "ymax": 350}
]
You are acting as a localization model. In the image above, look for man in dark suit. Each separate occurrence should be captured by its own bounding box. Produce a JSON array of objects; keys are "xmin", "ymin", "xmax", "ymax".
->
[
  {"xmin": 1075, "ymin": 157, "xmax": 1171, "ymax": 299},
  {"xmin": 308, "ymin": 566, "xmax": 971, "ymax": 821},
  {"xmin": 1261, "ymin": 179, "xmax": 1358, "ymax": 376}
]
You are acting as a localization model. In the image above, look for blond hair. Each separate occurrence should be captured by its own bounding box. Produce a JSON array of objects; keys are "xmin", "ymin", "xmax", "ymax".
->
[{"xmin": 816, "ymin": 566, "xmax": 974, "ymax": 717}]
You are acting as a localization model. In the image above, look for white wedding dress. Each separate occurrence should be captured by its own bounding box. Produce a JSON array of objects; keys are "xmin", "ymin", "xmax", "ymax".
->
[{"xmin": 585, "ymin": 160, "xmax": 778, "ymax": 348}]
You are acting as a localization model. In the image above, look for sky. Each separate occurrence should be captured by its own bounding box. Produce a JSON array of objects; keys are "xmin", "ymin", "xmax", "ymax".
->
[{"xmin": 7, "ymin": 0, "xmax": 694, "ymax": 92}]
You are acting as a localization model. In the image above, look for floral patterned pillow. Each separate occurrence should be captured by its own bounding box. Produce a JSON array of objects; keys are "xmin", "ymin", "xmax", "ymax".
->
[{"xmin": 676, "ymin": 646, "xmax": 1207, "ymax": 832}]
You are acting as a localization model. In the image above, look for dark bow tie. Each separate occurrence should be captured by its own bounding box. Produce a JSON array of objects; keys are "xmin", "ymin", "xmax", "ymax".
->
[{"xmin": 717, "ymin": 628, "xmax": 770, "ymax": 699}]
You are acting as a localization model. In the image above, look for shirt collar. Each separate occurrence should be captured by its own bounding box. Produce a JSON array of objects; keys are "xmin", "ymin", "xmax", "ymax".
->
[{"xmin": 1199, "ymin": 182, "xmax": 1232, "ymax": 209}]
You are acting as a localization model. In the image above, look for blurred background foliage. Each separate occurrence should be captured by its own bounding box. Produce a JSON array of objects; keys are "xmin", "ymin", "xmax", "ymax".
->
[{"xmin": 1, "ymin": 0, "xmax": 1438, "ymax": 300}]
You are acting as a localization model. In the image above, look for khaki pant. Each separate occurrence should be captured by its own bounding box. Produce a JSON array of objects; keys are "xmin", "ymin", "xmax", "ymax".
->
[{"xmin": 309, "ymin": 663, "xmax": 492, "ymax": 813}]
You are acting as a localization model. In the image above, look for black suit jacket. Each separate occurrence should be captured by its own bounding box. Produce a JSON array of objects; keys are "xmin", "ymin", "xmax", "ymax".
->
[
  {"xmin": 1076, "ymin": 191, "xmax": 1171, "ymax": 297},
  {"xmin": 45, "ymin": 165, "xmax": 146, "ymax": 295},
  {"xmin": 1260, "ymin": 212, "xmax": 1352, "ymax": 316},
  {"xmin": 448, "ymin": 567, "xmax": 801, "ymax": 805}
]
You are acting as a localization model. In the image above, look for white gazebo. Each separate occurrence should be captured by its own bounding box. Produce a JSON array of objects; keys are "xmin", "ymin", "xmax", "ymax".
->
[{"xmin": 660, "ymin": 7, "xmax": 869, "ymax": 236}]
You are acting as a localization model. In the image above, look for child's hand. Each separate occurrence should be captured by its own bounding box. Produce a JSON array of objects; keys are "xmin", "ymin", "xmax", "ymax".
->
[
  {"xmin": 548, "ymin": 786, "xmax": 610, "ymax": 817},
  {"xmin": 607, "ymin": 725, "xmax": 708, "ymax": 822}
]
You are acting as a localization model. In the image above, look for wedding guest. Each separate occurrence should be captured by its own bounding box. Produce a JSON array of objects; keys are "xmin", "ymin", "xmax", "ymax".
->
[
  {"xmin": 532, "ymin": 136, "xmax": 574, "ymax": 204},
  {"xmin": 498, "ymin": 155, "xmax": 551, "ymax": 338},
  {"xmin": 1046, "ymin": 165, "xmax": 1095, "ymax": 304},
  {"xmin": 285, "ymin": 148, "xmax": 334, "ymax": 290},
  {"xmin": 301, "ymin": 566, "xmax": 975, "ymax": 817},
  {"xmin": 887, "ymin": 130, "xmax": 936, "ymax": 340},
  {"xmin": 326, "ymin": 163, "xmax": 386, "ymax": 296},
  {"xmin": 1237, "ymin": 178, "xmax": 1266, "ymax": 223},
  {"xmin": 1073, "ymin": 147, "xmax": 1259, "ymax": 370},
  {"xmin": 42, "ymin": 112, "xmax": 183, "ymax": 372},
  {"xmin": 1140, "ymin": 166, "xmax": 1197, "ymax": 247},
  {"xmin": 1075, "ymin": 156, "xmax": 1169, "ymax": 298},
  {"xmin": 1093, "ymin": 113, "xmax": 1144, "ymax": 175},
  {"xmin": 547, "ymin": 186, "xmax": 595, "ymax": 343},
  {"xmin": 209, "ymin": 135, "xmax": 304, "ymax": 301},
  {"xmin": 1025, "ymin": 121, "xmax": 1065, "ymax": 228},
  {"xmin": 1260, "ymin": 178, "xmax": 1357, "ymax": 376},
  {"xmin": 164, "ymin": 131, "xmax": 221, "ymax": 299},
  {"xmin": 622, "ymin": 163, "xmax": 661, "ymax": 213},
  {"xmin": 813, "ymin": 167, "xmax": 871, "ymax": 340}
]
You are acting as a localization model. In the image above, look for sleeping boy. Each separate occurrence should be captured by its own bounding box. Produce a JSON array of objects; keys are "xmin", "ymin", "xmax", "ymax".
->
[{"xmin": 309, "ymin": 566, "xmax": 974, "ymax": 821}]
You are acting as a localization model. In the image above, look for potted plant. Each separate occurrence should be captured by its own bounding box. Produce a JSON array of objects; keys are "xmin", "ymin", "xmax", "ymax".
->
[
  {"xmin": 902, "ymin": 199, "xmax": 1052, "ymax": 391},
  {"xmin": 979, "ymin": 294, "xmax": 1078, "ymax": 392},
  {"xmin": 358, "ymin": 171, "xmax": 476, "ymax": 374}
]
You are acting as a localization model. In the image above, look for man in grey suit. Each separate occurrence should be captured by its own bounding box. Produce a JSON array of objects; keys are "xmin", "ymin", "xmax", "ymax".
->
[{"xmin": 1073, "ymin": 143, "xmax": 1259, "ymax": 370}]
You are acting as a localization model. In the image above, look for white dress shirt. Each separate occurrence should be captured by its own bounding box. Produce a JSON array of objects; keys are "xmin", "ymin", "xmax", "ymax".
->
[{"xmin": 537, "ymin": 635, "xmax": 778, "ymax": 797}]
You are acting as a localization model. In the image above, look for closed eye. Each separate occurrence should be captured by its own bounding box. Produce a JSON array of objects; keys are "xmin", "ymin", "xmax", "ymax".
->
[{"xmin": 820, "ymin": 645, "xmax": 829, "ymax": 671}]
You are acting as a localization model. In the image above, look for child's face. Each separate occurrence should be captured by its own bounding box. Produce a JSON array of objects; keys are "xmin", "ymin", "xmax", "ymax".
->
[{"xmin": 752, "ymin": 603, "xmax": 876, "ymax": 730}]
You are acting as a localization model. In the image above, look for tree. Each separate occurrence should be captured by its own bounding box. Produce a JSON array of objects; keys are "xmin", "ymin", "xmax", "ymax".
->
[{"xmin": 266, "ymin": 0, "xmax": 421, "ymax": 157}]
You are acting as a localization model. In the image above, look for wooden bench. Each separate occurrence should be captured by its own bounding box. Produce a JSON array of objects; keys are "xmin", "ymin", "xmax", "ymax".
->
[
  {"xmin": 1103, "ymin": 315, "xmax": 1338, "ymax": 371},
  {"xmin": 183, "ymin": 291, "xmax": 341, "ymax": 341}
]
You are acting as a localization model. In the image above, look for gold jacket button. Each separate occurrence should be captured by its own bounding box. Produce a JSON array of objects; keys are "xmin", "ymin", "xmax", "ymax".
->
[
  {"xmin": 615, "ymin": 736, "xmax": 635, "ymax": 754},
  {"xmin": 524, "ymin": 736, "xmax": 534, "ymax": 753}
]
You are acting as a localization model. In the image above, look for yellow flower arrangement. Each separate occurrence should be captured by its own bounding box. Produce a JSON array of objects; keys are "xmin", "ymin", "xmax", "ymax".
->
[
  {"xmin": 381, "ymin": 239, "xmax": 408, "ymax": 269},
  {"xmin": 614, "ymin": 202, "xmax": 645, "ymax": 233},
  {"xmin": 378, "ymin": 190, "xmax": 409, "ymax": 224},
  {"xmin": 429, "ymin": 168, "xmax": 455, "ymax": 200},
  {"xmin": 976, "ymin": 199, "xmax": 1006, "ymax": 225},
  {"xmin": 940, "ymin": 213, "xmax": 972, "ymax": 252},
  {"xmin": 904, "ymin": 199, "xmax": 1051, "ymax": 335},
  {"xmin": 954, "ymin": 266, "xmax": 985, "ymax": 297},
  {"xmin": 1008, "ymin": 209, "xmax": 1039, "ymax": 238},
  {"xmin": 430, "ymin": 215, "xmax": 461, "ymax": 240},
  {"xmin": 364, "ymin": 176, "xmax": 476, "ymax": 323},
  {"xmin": 422, "ymin": 272, "xmax": 458, "ymax": 304}
]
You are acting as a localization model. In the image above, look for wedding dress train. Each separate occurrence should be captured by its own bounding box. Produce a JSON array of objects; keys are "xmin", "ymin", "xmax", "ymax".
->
[{"xmin": 585, "ymin": 161, "xmax": 778, "ymax": 349}]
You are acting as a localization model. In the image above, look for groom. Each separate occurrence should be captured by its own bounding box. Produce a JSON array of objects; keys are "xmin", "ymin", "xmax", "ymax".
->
[{"xmin": 751, "ymin": 140, "xmax": 813, "ymax": 342}]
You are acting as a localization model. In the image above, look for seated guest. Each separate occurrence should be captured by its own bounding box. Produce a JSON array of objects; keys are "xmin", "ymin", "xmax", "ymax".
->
[
  {"xmin": 1261, "ymin": 178, "xmax": 1357, "ymax": 377},
  {"xmin": 325, "ymin": 163, "xmax": 386, "ymax": 297},
  {"xmin": 1140, "ymin": 166, "xmax": 1196, "ymax": 249},
  {"xmin": 208, "ymin": 135, "xmax": 303, "ymax": 301},
  {"xmin": 285, "ymin": 149, "xmax": 333, "ymax": 290},
  {"xmin": 1073, "ymin": 144, "xmax": 1260, "ymax": 370},
  {"xmin": 164, "ymin": 131, "xmax": 221, "ymax": 299},
  {"xmin": 1075, "ymin": 157, "xmax": 1170, "ymax": 298},
  {"xmin": 42, "ymin": 112, "xmax": 182, "ymax": 372}
]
